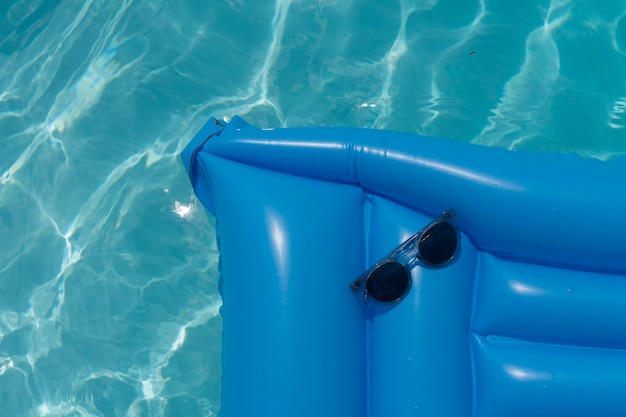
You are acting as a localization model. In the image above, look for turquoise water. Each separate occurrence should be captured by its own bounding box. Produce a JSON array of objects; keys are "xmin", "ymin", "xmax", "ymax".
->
[{"xmin": 1, "ymin": 1, "xmax": 625, "ymax": 415}]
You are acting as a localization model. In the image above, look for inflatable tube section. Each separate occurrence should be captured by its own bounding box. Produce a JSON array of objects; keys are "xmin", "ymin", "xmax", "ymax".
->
[{"xmin": 182, "ymin": 116, "xmax": 626, "ymax": 417}]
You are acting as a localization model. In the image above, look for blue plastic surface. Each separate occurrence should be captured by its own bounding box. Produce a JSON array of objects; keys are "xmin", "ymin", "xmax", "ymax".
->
[{"xmin": 182, "ymin": 116, "xmax": 626, "ymax": 417}]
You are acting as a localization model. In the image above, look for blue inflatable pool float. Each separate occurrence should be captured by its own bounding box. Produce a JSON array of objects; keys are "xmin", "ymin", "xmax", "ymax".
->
[{"xmin": 182, "ymin": 116, "xmax": 626, "ymax": 417}]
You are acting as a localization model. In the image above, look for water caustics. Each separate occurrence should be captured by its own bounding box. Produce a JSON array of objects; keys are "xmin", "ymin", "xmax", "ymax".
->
[{"xmin": 1, "ymin": 1, "xmax": 223, "ymax": 415}]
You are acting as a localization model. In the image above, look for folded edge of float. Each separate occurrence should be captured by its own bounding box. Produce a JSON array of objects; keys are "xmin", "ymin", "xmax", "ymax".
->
[{"xmin": 184, "ymin": 116, "xmax": 626, "ymax": 273}]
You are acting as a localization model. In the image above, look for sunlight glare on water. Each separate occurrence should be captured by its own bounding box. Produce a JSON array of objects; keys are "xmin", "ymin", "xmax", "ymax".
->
[{"xmin": 1, "ymin": 0, "xmax": 625, "ymax": 415}]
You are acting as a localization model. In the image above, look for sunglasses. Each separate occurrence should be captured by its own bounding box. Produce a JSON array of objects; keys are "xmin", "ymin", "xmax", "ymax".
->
[{"xmin": 350, "ymin": 210, "xmax": 460, "ymax": 313}]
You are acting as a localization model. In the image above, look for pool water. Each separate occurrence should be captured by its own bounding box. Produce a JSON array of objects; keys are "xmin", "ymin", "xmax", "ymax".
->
[{"xmin": 1, "ymin": 1, "xmax": 625, "ymax": 415}]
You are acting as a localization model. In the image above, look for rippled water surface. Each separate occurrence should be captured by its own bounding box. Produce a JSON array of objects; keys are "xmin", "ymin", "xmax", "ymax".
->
[{"xmin": 1, "ymin": 0, "xmax": 625, "ymax": 415}]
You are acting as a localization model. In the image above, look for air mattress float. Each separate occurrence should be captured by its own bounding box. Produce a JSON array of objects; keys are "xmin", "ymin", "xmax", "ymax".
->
[{"xmin": 182, "ymin": 116, "xmax": 626, "ymax": 417}]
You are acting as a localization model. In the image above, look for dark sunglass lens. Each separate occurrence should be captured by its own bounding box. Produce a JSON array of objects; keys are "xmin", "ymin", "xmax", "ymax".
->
[
  {"xmin": 365, "ymin": 261, "xmax": 410, "ymax": 303},
  {"xmin": 418, "ymin": 221, "xmax": 458, "ymax": 266}
]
